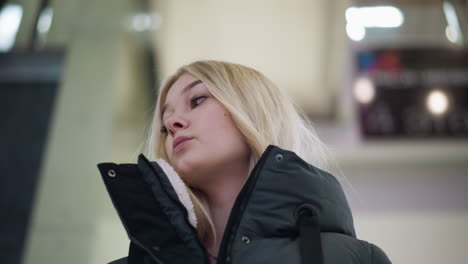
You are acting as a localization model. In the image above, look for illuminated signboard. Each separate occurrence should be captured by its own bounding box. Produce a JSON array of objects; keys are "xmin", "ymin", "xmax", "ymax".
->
[{"xmin": 355, "ymin": 49, "xmax": 468, "ymax": 138}]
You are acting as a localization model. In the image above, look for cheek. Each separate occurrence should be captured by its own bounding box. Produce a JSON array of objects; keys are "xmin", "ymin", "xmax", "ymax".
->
[
  {"xmin": 211, "ymin": 111, "xmax": 247, "ymax": 147},
  {"xmin": 222, "ymin": 112, "xmax": 241, "ymax": 136},
  {"xmin": 164, "ymin": 136, "xmax": 173, "ymax": 158}
]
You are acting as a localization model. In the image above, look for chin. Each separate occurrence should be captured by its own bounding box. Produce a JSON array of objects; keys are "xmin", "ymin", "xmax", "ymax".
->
[
  {"xmin": 172, "ymin": 155, "xmax": 203, "ymax": 179},
  {"xmin": 176, "ymin": 156, "xmax": 224, "ymax": 188}
]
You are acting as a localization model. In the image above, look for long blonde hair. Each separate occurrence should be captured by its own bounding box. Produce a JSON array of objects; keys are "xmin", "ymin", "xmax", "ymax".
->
[{"xmin": 145, "ymin": 60, "xmax": 336, "ymax": 243}]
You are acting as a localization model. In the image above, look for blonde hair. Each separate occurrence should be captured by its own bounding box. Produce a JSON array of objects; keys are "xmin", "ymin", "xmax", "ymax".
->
[{"xmin": 145, "ymin": 60, "xmax": 336, "ymax": 244}]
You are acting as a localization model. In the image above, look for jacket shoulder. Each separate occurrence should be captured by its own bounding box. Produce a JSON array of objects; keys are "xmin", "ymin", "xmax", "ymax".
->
[
  {"xmin": 107, "ymin": 255, "xmax": 158, "ymax": 264},
  {"xmin": 321, "ymin": 233, "xmax": 391, "ymax": 264},
  {"xmin": 108, "ymin": 257, "xmax": 127, "ymax": 264},
  {"xmin": 367, "ymin": 242, "xmax": 391, "ymax": 264}
]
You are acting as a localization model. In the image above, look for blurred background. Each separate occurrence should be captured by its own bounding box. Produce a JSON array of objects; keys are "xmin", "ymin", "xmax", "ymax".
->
[{"xmin": 1, "ymin": 0, "xmax": 467, "ymax": 263}]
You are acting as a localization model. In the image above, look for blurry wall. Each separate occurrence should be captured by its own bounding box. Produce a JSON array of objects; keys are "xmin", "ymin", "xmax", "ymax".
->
[
  {"xmin": 153, "ymin": 0, "xmax": 349, "ymax": 118},
  {"xmin": 335, "ymin": 141, "xmax": 468, "ymax": 264}
]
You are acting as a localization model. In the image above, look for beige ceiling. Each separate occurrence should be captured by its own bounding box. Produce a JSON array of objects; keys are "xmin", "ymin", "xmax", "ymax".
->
[{"xmin": 151, "ymin": 0, "xmax": 350, "ymax": 118}]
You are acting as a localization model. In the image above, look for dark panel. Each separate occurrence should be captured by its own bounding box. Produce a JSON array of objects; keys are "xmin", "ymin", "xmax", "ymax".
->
[
  {"xmin": 355, "ymin": 48, "xmax": 468, "ymax": 138},
  {"xmin": 0, "ymin": 50, "xmax": 65, "ymax": 264}
]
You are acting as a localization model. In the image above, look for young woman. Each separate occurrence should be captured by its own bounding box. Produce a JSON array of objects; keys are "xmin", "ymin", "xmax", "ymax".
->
[{"xmin": 98, "ymin": 60, "xmax": 391, "ymax": 264}]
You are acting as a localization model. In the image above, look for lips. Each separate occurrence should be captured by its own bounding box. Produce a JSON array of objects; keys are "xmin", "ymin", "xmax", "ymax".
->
[{"xmin": 173, "ymin": 136, "xmax": 192, "ymax": 151}]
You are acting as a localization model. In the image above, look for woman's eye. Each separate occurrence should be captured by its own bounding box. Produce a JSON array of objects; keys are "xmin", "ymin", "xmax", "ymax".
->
[{"xmin": 190, "ymin": 96, "xmax": 207, "ymax": 108}]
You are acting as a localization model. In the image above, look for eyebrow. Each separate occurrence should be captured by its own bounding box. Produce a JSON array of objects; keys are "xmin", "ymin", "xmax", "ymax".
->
[{"xmin": 161, "ymin": 79, "xmax": 203, "ymax": 119}]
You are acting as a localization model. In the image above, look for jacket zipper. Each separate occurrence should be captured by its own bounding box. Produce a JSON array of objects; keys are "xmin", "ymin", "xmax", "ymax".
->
[{"xmin": 216, "ymin": 145, "xmax": 275, "ymax": 264}]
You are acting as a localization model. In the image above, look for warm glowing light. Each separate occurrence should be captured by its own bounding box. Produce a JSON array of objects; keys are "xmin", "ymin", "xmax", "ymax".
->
[
  {"xmin": 426, "ymin": 90, "xmax": 449, "ymax": 115},
  {"xmin": 354, "ymin": 77, "xmax": 375, "ymax": 104},
  {"xmin": 345, "ymin": 6, "xmax": 404, "ymax": 28},
  {"xmin": 0, "ymin": 4, "xmax": 23, "ymax": 51}
]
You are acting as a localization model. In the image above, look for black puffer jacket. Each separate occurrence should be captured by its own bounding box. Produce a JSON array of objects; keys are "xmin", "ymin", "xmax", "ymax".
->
[{"xmin": 97, "ymin": 145, "xmax": 391, "ymax": 264}]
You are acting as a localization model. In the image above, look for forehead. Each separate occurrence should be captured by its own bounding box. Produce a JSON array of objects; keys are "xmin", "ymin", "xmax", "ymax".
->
[{"xmin": 165, "ymin": 73, "xmax": 201, "ymax": 101}]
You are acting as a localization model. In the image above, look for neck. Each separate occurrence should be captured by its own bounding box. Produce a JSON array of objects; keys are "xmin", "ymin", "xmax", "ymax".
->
[{"xmin": 199, "ymin": 160, "xmax": 251, "ymax": 255}]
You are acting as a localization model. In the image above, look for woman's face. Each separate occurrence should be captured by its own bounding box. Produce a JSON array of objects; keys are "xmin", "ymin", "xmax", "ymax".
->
[{"xmin": 161, "ymin": 73, "xmax": 251, "ymax": 186}]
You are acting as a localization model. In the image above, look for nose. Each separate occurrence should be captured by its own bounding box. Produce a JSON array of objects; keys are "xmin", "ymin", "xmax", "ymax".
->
[{"xmin": 165, "ymin": 114, "xmax": 189, "ymax": 135}]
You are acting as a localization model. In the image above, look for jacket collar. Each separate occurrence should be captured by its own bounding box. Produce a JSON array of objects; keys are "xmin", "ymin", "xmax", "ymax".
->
[
  {"xmin": 234, "ymin": 145, "xmax": 356, "ymax": 239},
  {"xmin": 138, "ymin": 144, "xmax": 356, "ymax": 240}
]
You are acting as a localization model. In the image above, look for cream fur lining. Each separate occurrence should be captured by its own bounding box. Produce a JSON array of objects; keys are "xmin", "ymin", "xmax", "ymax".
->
[{"xmin": 155, "ymin": 159, "xmax": 198, "ymax": 228}]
